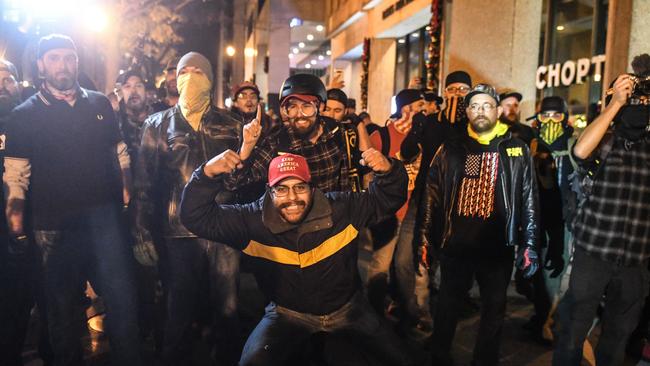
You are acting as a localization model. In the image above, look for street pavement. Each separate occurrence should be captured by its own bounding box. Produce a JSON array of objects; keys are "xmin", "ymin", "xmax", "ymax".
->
[{"xmin": 21, "ymin": 245, "xmax": 644, "ymax": 366}]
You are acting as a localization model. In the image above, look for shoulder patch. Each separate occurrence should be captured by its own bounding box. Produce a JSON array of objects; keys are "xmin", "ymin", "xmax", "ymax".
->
[{"xmin": 506, "ymin": 147, "xmax": 523, "ymax": 157}]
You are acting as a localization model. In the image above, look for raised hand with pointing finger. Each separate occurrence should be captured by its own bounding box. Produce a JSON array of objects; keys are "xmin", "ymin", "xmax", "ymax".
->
[{"xmin": 240, "ymin": 104, "xmax": 263, "ymax": 160}]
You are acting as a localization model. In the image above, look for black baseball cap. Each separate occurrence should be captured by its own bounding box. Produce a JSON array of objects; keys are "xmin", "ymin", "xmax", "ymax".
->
[
  {"xmin": 391, "ymin": 89, "xmax": 423, "ymax": 118},
  {"xmin": 498, "ymin": 90, "xmax": 522, "ymax": 103},
  {"xmin": 423, "ymin": 90, "xmax": 443, "ymax": 105},
  {"xmin": 539, "ymin": 96, "xmax": 567, "ymax": 114}
]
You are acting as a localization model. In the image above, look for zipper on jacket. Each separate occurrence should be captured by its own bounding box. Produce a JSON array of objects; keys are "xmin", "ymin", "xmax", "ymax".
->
[{"xmin": 497, "ymin": 139, "xmax": 513, "ymax": 245}]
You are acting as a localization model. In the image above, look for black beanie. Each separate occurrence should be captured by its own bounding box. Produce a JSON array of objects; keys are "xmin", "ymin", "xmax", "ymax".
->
[
  {"xmin": 445, "ymin": 70, "xmax": 472, "ymax": 86},
  {"xmin": 38, "ymin": 34, "xmax": 77, "ymax": 59}
]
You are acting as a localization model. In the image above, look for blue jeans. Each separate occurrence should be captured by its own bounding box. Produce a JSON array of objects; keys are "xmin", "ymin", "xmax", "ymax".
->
[
  {"xmin": 162, "ymin": 237, "xmax": 241, "ymax": 366},
  {"xmin": 239, "ymin": 292, "xmax": 413, "ymax": 366},
  {"xmin": 34, "ymin": 203, "xmax": 141, "ymax": 366},
  {"xmin": 553, "ymin": 248, "xmax": 650, "ymax": 366},
  {"xmin": 392, "ymin": 201, "xmax": 428, "ymax": 325}
]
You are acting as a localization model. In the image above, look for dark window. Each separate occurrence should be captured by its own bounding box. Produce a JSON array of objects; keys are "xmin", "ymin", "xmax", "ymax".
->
[
  {"xmin": 394, "ymin": 27, "xmax": 428, "ymax": 93},
  {"xmin": 538, "ymin": 0, "xmax": 608, "ymax": 121}
]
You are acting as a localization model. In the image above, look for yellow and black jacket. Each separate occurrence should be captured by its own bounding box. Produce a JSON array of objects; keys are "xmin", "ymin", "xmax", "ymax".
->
[{"xmin": 180, "ymin": 160, "xmax": 407, "ymax": 315}]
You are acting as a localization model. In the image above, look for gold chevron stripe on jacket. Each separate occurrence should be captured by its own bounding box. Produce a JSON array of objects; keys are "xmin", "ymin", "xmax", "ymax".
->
[{"xmin": 242, "ymin": 224, "xmax": 359, "ymax": 268}]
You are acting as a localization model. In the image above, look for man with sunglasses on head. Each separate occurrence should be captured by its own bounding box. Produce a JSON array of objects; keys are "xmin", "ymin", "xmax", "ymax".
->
[
  {"xmin": 225, "ymin": 74, "xmax": 354, "ymax": 194},
  {"xmin": 553, "ymin": 54, "xmax": 650, "ymax": 366},
  {"xmin": 180, "ymin": 150, "xmax": 413, "ymax": 366},
  {"xmin": 418, "ymin": 84, "xmax": 539, "ymax": 366}
]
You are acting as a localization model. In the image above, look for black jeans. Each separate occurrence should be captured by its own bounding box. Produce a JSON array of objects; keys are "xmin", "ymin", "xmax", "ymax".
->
[
  {"xmin": 239, "ymin": 292, "xmax": 413, "ymax": 366},
  {"xmin": 162, "ymin": 237, "xmax": 241, "ymax": 366},
  {"xmin": 0, "ymin": 235, "xmax": 38, "ymax": 365},
  {"xmin": 553, "ymin": 248, "xmax": 650, "ymax": 366},
  {"xmin": 34, "ymin": 204, "xmax": 142, "ymax": 366},
  {"xmin": 431, "ymin": 253, "xmax": 514, "ymax": 366}
]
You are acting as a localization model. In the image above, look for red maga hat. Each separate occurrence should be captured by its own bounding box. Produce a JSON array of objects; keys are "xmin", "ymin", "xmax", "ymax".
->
[{"xmin": 268, "ymin": 153, "xmax": 312, "ymax": 186}]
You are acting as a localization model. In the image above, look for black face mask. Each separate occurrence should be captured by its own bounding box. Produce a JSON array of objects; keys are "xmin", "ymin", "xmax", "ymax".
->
[
  {"xmin": 614, "ymin": 105, "xmax": 650, "ymax": 141},
  {"xmin": 443, "ymin": 96, "xmax": 467, "ymax": 124}
]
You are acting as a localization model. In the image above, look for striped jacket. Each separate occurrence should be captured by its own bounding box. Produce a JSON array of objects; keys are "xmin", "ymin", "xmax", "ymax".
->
[{"xmin": 180, "ymin": 160, "xmax": 407, "ymax": 315}]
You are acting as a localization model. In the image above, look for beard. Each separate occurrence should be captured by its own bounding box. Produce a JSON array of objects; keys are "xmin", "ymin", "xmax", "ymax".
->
[
  {"xmin": 290, "ymin": 117, "xmax": 318, "ymax": 138},
  {"xmin": 0, "ymin": 90, "xmax": 20, "ymax": 116},
  {"xmin": 470, "ymin": 115, "xmax": 496, "ymax": 133},
  {"xmin": 500, "ymin": 111, "xmax": 519, "ymax": 124},
  {"xmin": 167, "ymin": 85, "xmax": 179, "ymax": 97},
  {"xmin": 45, "ymin": 71, "xmax": 76, "ymax": 91},
  {"xmin": 126, "ymin": 94, "xmax": 145, "ymax": 112}
]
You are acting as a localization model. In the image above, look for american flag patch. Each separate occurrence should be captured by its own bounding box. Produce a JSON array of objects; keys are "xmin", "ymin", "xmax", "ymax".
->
[{"xmin": 457, "ymin": 152, "xmax": 499, "ymax": 218}]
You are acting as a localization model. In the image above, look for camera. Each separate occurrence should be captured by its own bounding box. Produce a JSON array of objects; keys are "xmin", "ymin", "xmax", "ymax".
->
[
  {"xmin": 606, "ymin": 74, "xmax": 650, "ymax": 105},
  {"xmin": 630, "ymin": 74, "xmax": 650, "ymax": 98}
]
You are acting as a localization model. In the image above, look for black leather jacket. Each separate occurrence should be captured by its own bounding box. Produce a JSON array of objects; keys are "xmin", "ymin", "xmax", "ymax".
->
[
  {"xmin": 418, "ymin": 132, "xmax": 539, "ymax": 253},
  {"xmin": 133, "ymin": 105, "xmax": 242, "ymax": 243}
]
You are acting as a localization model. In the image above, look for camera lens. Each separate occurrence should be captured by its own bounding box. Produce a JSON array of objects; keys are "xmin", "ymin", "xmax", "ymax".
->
[{"xmin": 637, "ymin": 79, "xmax": 650, "ymax": 96}]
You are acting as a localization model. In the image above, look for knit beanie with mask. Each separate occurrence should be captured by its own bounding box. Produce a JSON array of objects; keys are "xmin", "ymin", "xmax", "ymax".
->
[{"xmin": 176, "ymin": 52, "xmax": 213, "ymax": 131}]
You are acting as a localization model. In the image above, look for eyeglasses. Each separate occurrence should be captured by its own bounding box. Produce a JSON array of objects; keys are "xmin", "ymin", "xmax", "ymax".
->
[
  {"xmin": 468, "ymin": 102, "xmax": 497, "ymax": 113},
  {"xmin": 445, "ymin": 85, "xmax": 470, "ymax": 95},
  {"xmin": 237, "ymin": 93, "xmax": 259, "ymax": 101},
  {"xmin": 537, "ymin": 112, "xmax": 565, "ymax": 123},
  {"xmin": 284, "ymin": 102, "xmax": 317, "ymax": 118},
  {"xmin": 271, "ymin": 183, "xmax": 310, "ymax": 197}
]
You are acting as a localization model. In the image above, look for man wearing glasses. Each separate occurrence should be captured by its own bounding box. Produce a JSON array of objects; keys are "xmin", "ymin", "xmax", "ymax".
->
[
  {"xmin": 438, "ymin": 70, "xmax": 472, "ymax": 129},
  {"xmin": 231, "ymin": 81, "xmax": 275, "ymax": 138},
  {"xmin": 180, "ymin": 151, "xmax": 413, "ymax": 365},
  {"xmin": 226, "ymin": 74, "xmax": 354, "ymax": 194},
  {"xmin": 418, "ymin": 84, "xmax": 539, "ymax": 366}
]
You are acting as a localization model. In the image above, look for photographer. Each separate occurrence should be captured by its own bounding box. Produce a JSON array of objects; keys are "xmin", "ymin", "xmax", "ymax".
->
[{"xmin": 553, "ymin": 54, "xmax": 650, "ymax": 366}]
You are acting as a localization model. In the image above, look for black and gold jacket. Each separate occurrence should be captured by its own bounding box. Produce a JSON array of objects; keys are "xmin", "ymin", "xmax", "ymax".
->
[
  {"xmin": 418, "ymin": 132, "xmax": 539, "ymax": 253},
  {"xmin": 180, "ymin": 159, "xmax": 407, "ymax": 315}
]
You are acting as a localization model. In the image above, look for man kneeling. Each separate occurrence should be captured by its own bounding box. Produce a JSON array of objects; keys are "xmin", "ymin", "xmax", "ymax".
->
[{"xmin": 180, "ymin": 149, "xmax": 413, "ymax": 366}]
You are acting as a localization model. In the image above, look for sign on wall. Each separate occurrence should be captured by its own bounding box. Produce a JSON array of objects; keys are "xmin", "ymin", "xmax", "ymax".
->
[{"xmin": 536, "ymin": 54, "xmax": 606, "ymax": 89}]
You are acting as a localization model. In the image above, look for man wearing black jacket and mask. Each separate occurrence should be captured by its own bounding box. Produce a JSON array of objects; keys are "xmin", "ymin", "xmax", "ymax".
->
[
  {"xmin": 438, "ymin": 71, "xmax": 472, "ymax": 131},
  {"xmin": 133, "ymin": 52, "xmax": 243, "ymax": 365},
  {"xmin": 553, "ymin": 54, "xmax": 650, "ymax": 366}
]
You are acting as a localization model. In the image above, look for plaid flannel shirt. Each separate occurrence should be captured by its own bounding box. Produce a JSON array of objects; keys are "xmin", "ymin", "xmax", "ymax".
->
[
  {"xmin": 224, "ymin": 118, "xmax": 350, "ymax": 193},
  {"xmin": 573, "ymin": 135, "xmax": 650, "ymax": 266}
]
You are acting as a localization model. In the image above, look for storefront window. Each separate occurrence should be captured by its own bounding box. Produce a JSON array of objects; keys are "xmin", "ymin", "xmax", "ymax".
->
[
  {"xmin": 538, "ymin": 0, "xmax": 608, "ymax": 121},
  {"xmin": 395, "ymin": 38, "xmax": 408, "ymax": 91},
  {"xmin": 394, "ymin": 27, "xmax": 429, "ymax": 93}
]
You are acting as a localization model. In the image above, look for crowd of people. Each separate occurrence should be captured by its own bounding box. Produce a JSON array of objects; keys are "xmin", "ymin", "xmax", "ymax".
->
[{"xmin": 0, "ymin": 32, "xmax": 649, "ymax": 366}]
